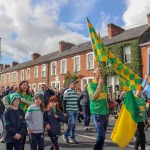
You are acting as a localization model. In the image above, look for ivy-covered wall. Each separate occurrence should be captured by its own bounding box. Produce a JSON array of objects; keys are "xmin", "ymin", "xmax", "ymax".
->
[{"xmin": 99, "ymin": 39, "xmax": 142, "ymax": 81}]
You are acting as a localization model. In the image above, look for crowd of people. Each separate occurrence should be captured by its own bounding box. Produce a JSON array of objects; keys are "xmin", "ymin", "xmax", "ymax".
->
[{"xmin": 0, "ymin": 69, "xmax": 150, "ymax": 150}]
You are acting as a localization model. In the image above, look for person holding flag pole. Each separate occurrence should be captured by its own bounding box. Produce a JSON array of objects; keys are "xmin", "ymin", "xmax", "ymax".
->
[
  {"xmin": 86, "ymin": 17, "xmax": 148, "ymax": 149},
  {"xmin": 87, "ymin": 66, "xmax": 109, "ymax": 150}
]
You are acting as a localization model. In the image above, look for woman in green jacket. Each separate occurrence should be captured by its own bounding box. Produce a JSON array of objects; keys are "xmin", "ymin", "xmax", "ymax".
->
[{"xmin": 3, "ymin": 80, "xmax": 33, "ymax": 150}]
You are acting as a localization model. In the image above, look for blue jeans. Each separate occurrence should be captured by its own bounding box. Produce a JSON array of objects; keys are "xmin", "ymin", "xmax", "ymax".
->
[
  {"xmin": 92, "ymin": 114, "xmax": 109, "ymax": 150},
  {"xmin": 29, "ymin": 133, "xmax": 44, "ymax": 150},
  {"xmin": 82, "ymin": 105, "xmax": 90, "ymax": 127},
  {"xmin": 64, "ymin": 111, "xmax": 78, "ymax": 140}
]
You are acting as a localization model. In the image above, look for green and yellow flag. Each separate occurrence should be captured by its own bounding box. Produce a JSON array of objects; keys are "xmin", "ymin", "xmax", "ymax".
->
[
  {"xmin": 86, "ymin": 17, "xmax": 141, "ymax": 91},
  {"xmin": 110, "ymin": 91, "xmax": 138, "ymax": 148}
]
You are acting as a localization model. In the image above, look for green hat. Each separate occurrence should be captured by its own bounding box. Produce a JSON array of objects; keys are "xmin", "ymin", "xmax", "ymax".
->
[{"xmin": 10, "ymin": 92, "xmax": 21, "ymax": 104}]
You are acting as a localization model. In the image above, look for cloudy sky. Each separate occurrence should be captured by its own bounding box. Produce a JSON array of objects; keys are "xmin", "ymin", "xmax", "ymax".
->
[{"xmin": 0, "ymin": 0, "xmax": 150, "ymax": 65}]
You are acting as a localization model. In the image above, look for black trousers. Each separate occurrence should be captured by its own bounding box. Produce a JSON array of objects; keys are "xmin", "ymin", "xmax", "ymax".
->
[
  {"xmin": 134, "ymin": 122, "xmax": 145, "ymax": 150},
  {"xmin": 49, "ymin": 136, "xmax": 59, "ymax": 150},
  {"xmin": 6, "ymin": 140, "xmax": 23, "ymax": 150},
  {"xmin": 29, "ymin": 133, "xmax": 44, "ymax": 150}
]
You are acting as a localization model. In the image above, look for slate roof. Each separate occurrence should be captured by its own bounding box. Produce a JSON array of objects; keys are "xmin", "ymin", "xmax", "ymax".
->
[
  {"xmin": 1, "ymin": 24, "xmax": 149, "ymax": 74},
  {"xmin": 1, "ymin": 51, "xmax": 59, "ymax": 74}
]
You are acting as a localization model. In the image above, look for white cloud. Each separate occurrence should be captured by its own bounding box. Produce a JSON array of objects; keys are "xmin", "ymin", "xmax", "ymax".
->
[
  {"xmin": 0, "ymin": 0, "xmax": 88, "ymax": 63},
  {"xmin": 123, "ymin": 0, "xmax": 150, "ymax": 29},
  {"xmin": 95, "ymin": 12, "xmax": 110, "ymax": 37}
]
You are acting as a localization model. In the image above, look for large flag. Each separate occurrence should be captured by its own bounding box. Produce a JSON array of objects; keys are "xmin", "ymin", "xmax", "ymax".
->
[
  {"xmin": 110, "ymin": 91, "xmax": 138, "ymax": 148},
  {"xmin": 86, "ymin": 18, "xmax": 141, "ymax": 91}
]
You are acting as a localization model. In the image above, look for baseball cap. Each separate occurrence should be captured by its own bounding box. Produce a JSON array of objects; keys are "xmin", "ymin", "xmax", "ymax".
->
[{"xmin": 70, "ymin": 79, "xmax": 78, "ymax": 84}]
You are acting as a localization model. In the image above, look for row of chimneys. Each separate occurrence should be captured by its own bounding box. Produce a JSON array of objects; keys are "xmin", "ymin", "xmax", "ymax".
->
[
  {"xmin": 0, "ymin": 62, "xmax": 19, "ymax": 70},
  {"xmin": 1, "ymin": 13, "xmax": 150, "ymax": 70},
  {"xmin": 107, "ymin": 12, "xmax": 150, "ymax": 38}
]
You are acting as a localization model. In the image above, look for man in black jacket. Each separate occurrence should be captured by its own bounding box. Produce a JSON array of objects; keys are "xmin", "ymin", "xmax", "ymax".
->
[{"xmin": 41, "ymin": 84, "xmax": 55, "ymax": 108}]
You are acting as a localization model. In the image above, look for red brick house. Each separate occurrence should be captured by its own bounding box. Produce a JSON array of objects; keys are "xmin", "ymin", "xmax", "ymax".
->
[{"xmin": 0, "ymin": 13, "xmax": 150, "ymax": 92}]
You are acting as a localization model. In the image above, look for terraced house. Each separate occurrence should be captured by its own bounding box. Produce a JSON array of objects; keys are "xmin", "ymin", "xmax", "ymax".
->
[{"xmin": 0, "ymin": 13, "xmax": 150, "ymax": 92}]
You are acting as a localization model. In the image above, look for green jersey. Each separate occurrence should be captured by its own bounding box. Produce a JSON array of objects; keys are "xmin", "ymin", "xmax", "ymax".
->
[
  {"xmin": 2, "ymin": 92, "xmax": 33, "ymax": 113},
  {"xmin": 134, "ymin": 95, "xmax": 147, "ymax": 122},
  {"xmin": 87, "ymin": 81, "xmax": 109, "ymax": 115}
]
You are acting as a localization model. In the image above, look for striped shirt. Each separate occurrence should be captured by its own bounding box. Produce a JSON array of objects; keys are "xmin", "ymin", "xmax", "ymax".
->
[
  {"xmin": 25, "ymin": 104, "xmax": 44, "ymax": 133},
  {"xmin": 63, "ymin": 87, "xmax": 79, "ymax": 112}
]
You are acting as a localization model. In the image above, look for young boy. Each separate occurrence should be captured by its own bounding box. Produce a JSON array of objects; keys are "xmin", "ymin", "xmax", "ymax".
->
[{"xmin": 4, "ymin": 92, "xmax": 26, "ymax": 150}]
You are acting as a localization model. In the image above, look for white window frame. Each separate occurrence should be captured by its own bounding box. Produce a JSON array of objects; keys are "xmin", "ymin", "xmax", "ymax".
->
[
  {"xmin": 51, "ymin": 62, "xmax": 56, "ymax": 76},
  {"xmin": 32, "ymin": 84, "xmax": 36, "ymax": 92},
  {"xmin": 73, "ymin": 56, "xmax": 80, "ymax": 72},
  {"xmin": 1, "ymin": 74, "xmax": 5, "ymax": 84},
  {"xmin": 38, "ymin": 82, "xmax": 45, "ymax": 90},
  {"xmin": 86, "ymin": 52, "xmax": 94, "ymax": 70},
  {"xmin": 107, "ymin": 75, "xmax": 119, "ymax": 93},
  {"xmin": 61, "ymin": 59, "xmax": 67, "ymax": 74},
  {"xmin": 123, "ymin": 46, "xmax": 131, "ymax": 63},
  {"xmin": 12, "ymin": 72, "xmax": 16, "ymax": 82},
  {"xmin": 26, "ymin": 68, "xmax": 30, "ymax": 80},
  {"xmin": 21, "ymin": 70, "xmax": 24, "ymax": 81},
  {"xmin": 41, "ymin": 64, "xmax": 46, "ymax": 77},
  {"xmin": 81, "ymin": 77, "xmax": 94, "ymax": 90},
  {"xmin": 51, "ymin": 81, "xmax": 60, "ymax": 90},
  {"xmin": 34, "ymin": 66, "xmax": 38, "ymax": 79},
  {"xmin": 6, "ymin": 73, "xmax": 10, "ymax": 83}
]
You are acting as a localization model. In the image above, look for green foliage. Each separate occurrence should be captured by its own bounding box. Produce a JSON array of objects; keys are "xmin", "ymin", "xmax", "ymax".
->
[
  {"xmin": 63, "ymin": 71, "xmax": 78, "ymax": 87},
  {"xmin": 99, "ymin": 39, "xmax": 142, "ymax": 90}
]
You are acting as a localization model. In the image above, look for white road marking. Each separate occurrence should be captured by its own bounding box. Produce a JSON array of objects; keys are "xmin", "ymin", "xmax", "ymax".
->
[{"xmin": 75, "ymin": 133, "xmax": 150, "ymax": 150}]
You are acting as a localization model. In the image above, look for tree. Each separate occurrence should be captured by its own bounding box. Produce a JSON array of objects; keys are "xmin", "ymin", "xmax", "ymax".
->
[{"xmin": 63, "ymin": 71, "xmax": 78, "ymax": 87}]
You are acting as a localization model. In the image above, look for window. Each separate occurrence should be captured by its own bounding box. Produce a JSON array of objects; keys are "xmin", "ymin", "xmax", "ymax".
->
[
  {"xmin": 51, "ymin": 62, "xmax": 56, "ymax": 76},
  {"xmin": 21, "ymin": 70, "xmax": 24, "ymax": 81},
  {"xmin": 38, "ymin": 83, "xmax": 45, "ymax": 90},
  {"xmin": 1, "ymin": 75, "xmax": 4, "ymax": 84},
  {"xmin": 61, "ymin": 59, "xmax": 67, "ymax": 74},
  {"xmin": 86, "ymin": 52, "xmax": 94, "ymax": 70},
  {"xmin": 34, "ymin": 66, "xmax": 38, "ymax": 78},
  {"xmin": 123, "ymin": 46, "xmax": 131, "ymax": 63},
  {"xmin": 106, "ymin": 62, "xmax": 111, "ymax": 66},
  {"xmin": 32, "ymin": 84, "xmax": 36, "ymax": 92},
  {"xmin": 26, "ymin": 68, "xmax": 30, "ymax": 80},
  {"xmin": 107, "ymin": 75, "xmax": 119, "ymax": 93},
  {"xmin": 74, "ymin": 56, "xmax": 80, "ymax": 72},
  {"xmin": 81, "ymin": 77, "xmax": 94, "ymax": 90},
  {"xmin": 12, "ymin": 72, "xmax": 16, "ymax": 82},
  {"xmin": 107, "ymin": 76, "xmax": 113, "ymax": 94},
  {"xmin": 6, "ymin": 73, "xmax": 10, "ymax": 83},
  {"xmin": 51, "ymin": 81, "xmax": 60, "ymax": 90},
  {"xmin": 41, "ymin": 64, "xmax": 46, "ymax": 77}
]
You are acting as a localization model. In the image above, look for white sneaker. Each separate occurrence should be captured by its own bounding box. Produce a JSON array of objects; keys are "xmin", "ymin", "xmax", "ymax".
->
[{"xmin": 85, "ymin": 127, "xmax": 88, "ymax": 130}]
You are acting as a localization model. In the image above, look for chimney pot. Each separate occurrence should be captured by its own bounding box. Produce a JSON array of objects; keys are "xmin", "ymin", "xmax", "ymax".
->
[
  {"xmin": 4, "ymin": 64, "xmax": 10, "ymax": 69},
  {"xmin": 12, "ymin": 61, "xmax": 18, "ymax": 67},
  {"xmin": 107, "ymin": 23, "xmax": 124, "ymax": 38},
  {"xmin": 59, "ymin": 41, "xmax": 75, "ymax": 53},
  {"xmin": 31, "ymin": 53, "xmax": 41, "ymax": 60}
]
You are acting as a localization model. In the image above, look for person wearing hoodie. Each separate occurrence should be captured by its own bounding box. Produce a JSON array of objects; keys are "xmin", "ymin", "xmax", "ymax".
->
[
  {"xmin": 25, "ymin": 92, "xmax": 45, "ymax": 150},
  {"xmin": 44, "ymin": 96, "xmax": 67, "ymax": 150},
  {"xmin": 3, "ymin": 92, "xmax": 26, "ymax": 150}
]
